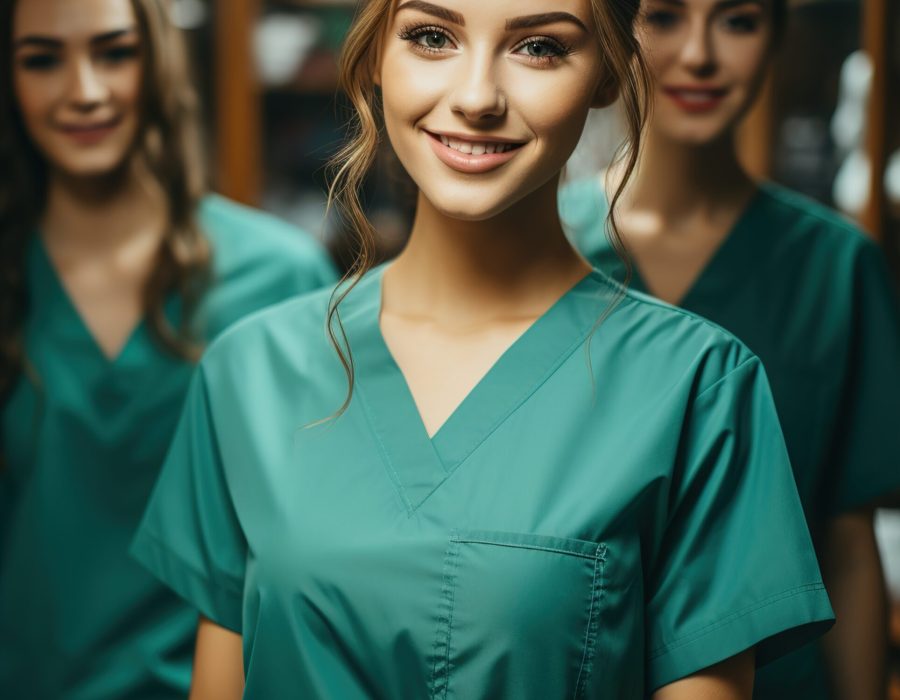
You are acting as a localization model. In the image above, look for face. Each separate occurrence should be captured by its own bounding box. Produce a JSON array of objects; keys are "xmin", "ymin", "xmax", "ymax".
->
[
  {"xmin": 377, "ymin": 0, "xmax": 612, "ymax": 221},
  {"xmin": 639, "ymin": 0, "xmax": 773, "ymax": 144},
  {"xmin": 11, "ymin": 0, "xmax": 143, "ymax": 179}
]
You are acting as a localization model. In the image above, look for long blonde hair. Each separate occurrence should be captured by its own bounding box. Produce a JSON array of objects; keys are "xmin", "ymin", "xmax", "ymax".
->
[
  {"xmin": 325, "ymin": 0, "xmax": 651, "ymax": 415},
  {"xmin": 0, "ymin": 0, "xmax": 210, "ymax": 404}
]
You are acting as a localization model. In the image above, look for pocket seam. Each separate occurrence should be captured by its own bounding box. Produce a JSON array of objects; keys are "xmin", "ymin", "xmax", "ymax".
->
[
  {"xmin": 431, "ymin": 532, "xmax": 607, "ymax": 700},
  {"xmin": 575, "ymin": 548, "xmax": 606, "ymax": 698}
]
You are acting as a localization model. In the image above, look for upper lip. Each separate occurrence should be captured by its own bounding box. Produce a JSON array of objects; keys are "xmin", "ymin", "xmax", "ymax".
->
[
  {"xmin": 57, "ymin": 117, "xmax": 121, "ymax": 132},
  {"xmin": 663, "ymin": 85, "xmax": 729, "ymax": 94},
  {"xmin": 424, "ymin": 129, "xmax": 527, "ymax": 145}
]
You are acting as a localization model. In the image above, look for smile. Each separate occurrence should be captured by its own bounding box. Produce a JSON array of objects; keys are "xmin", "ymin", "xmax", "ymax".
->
[
  {"xmin": 57, "ymin": 116, "xmax": 123, "ymax": 145},
  {"xmin": 425, "ymin": 130, "xmax": 526, "ymax": 174},
  {"xmin": 662, "ymin": 86, "xmax": 729, "ymax": 113}
]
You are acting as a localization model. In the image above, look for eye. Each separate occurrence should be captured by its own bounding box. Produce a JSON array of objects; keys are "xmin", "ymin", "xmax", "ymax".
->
[
  {"xmin": 19, "ymin": 53, "xmax": 60, "ymax": 71},
  {"xmin": 98, "ymin": 44, "xmax": 140, "ymax": 64},
  {"xmin": 398, "ymin": 25, "xmax": 457, "ymax": 55},
  {"xmin": 512, "ymin": 37, "xmax": 570, "ymax": 65},
  {"xmin": 720, "ymin": 13, "xmax": 760, "ymax": 33},
  {"xmin": 644, "ymin": 10, "xmax": 680, "ymax": 30}
]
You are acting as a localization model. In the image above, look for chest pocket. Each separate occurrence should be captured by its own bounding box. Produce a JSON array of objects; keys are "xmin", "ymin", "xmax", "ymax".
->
[{"xmin": 429, "ymin": 530, "xmax": 606, "ymax": 700}]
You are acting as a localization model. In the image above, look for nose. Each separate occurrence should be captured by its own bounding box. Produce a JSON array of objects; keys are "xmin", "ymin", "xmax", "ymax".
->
[
  {"xmin": 449, "ymin": 50, "xmax": 506, "ymax": 122},
  {"xmin": 680, "ymin": 18, "xmax": 716, "ymax": 76},
  {"xmin": 68, "ymin": 57, "xmax": 108, "ymax": 110}
]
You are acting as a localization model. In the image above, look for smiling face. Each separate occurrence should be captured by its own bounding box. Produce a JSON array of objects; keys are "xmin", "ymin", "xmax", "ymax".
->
[
  {"xmin": 639, "ymin": 0, "xmax": 774, "ymax": 145},
  {"xmin": 377, "ymin": 0, "xmax": 611, "ymax": 221},
  {"xmin": 11, "ymin": 0, "xmax": 144, "ymax": 180}
]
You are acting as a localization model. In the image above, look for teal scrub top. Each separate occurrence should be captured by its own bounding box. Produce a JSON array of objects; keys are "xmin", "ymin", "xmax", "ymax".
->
[
  {"xmin": 560, "ymin": 179, "xmax": 900, "ymax": 699},
  {"xmin": 0, "ymin": 195, "xmax": 337, "ymax": 699},
  {"xmin": 132, "ymin": 266, "xmax": 833, "ymax": 699}
]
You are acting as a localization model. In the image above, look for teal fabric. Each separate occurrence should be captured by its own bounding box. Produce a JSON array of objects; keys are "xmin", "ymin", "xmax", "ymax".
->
[
  {"xmin": 0, "ymin": 195, "xmax": 336, "ymax": 699},
  {"xmin": 560, "ymin": 178, "xmax": 900, "ymax": 699},
  {"xmin": 132, "ymin": 266, "xmax": 833, "ymax": 698}
]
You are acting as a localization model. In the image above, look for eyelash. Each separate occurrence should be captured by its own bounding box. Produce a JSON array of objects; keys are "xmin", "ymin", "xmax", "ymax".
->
[
  {"xmin": 643, "ymin": 9, "xmax": 762, "ymax": 34},
  {"xmin": 397, "ymin": 23, "xmax": 572, "ymax": 66},
  {"xmin": 17, "ymin": 45, "xmax": 140, "ymax": 72}
]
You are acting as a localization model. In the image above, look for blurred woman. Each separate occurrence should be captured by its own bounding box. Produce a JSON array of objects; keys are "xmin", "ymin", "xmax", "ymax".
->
[
  {"xmin": 133, "ymin": 1, "xmax": 833, "ymax": 698},
  {"xmin": 560, "ymin": 1, "xmax": 900, "ymax": 698},
  {"xmin": 0, "ymin": 0, "xmax": 335, "ymax": 696}
]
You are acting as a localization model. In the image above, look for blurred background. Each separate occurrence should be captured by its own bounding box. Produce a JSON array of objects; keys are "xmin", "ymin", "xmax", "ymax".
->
[{"xmin": 170, "ymin": 0, "xmax": 899, "ymax": 694}]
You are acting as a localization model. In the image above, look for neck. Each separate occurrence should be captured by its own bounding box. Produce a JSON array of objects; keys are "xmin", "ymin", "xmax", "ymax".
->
[
  {"xmin": 41, "ymin": 162, "xmax": 167, "ymax": 255},
  {"xmin": 618, "ymin": 127, "xmax": 755, "ymax": 220},
  {"xmin": 385, "ymin": 177, "xmax": 590, "ymax": 323}
]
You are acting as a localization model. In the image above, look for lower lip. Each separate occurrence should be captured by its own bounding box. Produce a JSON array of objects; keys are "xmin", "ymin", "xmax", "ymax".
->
[
  {"xmin": 425, "ymin": 132, "xmax": 522, "ymax": 174},
  {"xmin": 59, "ymin": 120, "xmax": 121, "ymax": 145},
  {"xmin": 663, "ymin": 89, "xmax": 728, "ymax": 114}
]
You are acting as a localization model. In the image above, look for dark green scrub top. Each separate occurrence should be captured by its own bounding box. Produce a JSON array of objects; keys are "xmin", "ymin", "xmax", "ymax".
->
[
  {"xmin": 560, "ymin": 179, "xmax": 900, "ymax": 699},
  {"xmin": 132, "ymin": 266, "xmax": 833, "ymax": 699},
  {"xmin": 0, "ymin": 195, "xmax": 337, "ymax": 699}
]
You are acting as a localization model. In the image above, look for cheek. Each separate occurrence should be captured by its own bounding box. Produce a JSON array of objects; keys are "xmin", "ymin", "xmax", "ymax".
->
[
  {"xmin": 115, "ymin": 63, "xmax": 144, "ymax": 112},
  {"xmin": 513, "ymin": 67, "xmax": 596, "ymax": 142},
  {"xmin": 380, "ymin": 48, "xmax": 445, "ymax": 125},
  {"xmin": 12, "ymin": 71, "xmax": 56, "ymax": 126},
  {"xmin": 728, "ymin": 41, "xmax": 770, "ymax": 87}
]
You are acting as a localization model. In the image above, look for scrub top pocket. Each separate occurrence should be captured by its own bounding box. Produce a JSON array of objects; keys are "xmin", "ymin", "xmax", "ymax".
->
[{"xmin": 430, "ymin": 531, "xmax": 607, "ymax": 700}]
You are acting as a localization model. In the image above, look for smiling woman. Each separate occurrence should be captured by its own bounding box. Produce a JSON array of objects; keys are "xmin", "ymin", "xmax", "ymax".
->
[
  {"xmin": 131, "ymin": 1, "xmax": 832, "ymax": 699},
  {"xmin": 0, "ymin": 0, "xmax": 336, "ymax": 697}
]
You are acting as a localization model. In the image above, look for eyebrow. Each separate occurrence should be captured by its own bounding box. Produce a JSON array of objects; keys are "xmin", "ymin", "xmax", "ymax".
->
[
  {"xmin": 395, "ymin": 1, "xmax": 465, "ymax": 26},
  {"xmin": 506, "ymin": 12, "xmax": 588, "ymax": 32},
  {"xmin": 394, "ymin": 3, "xmax": 589, "ymax": 32},
  {"xmin": 652, "ymin": 0, "xmax": 765, "ymax": 8},
  {"xmin": 14, "ymin": 27, "xmax": 138, "ymax": 50}
]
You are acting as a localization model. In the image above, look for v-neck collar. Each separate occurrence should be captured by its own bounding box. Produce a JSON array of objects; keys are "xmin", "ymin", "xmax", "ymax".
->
[
  {"xmin": 28, "ymin": 234, "xmax": 167, "ymax": 368},
  {"xmin": 584, "ymin": 180, "xmax": 765, "ymax": 314},
  {"xmin": 341, "ymin": 266, "xmax": 613, "ymax": 515}
]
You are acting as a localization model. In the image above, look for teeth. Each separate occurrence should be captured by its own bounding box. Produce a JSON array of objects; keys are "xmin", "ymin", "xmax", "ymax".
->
[{"xmin": 438, "ymin": 135, "xmax": 515, "ymax": 155}]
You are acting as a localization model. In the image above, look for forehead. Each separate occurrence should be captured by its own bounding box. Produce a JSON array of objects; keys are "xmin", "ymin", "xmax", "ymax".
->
[
  {"xmin": 13, "ymin": 0, "xmax": 137, "ymax": 39},
  {"xmin": 390, "ymin": 0, "xmax": 594, "ymax": 24}
]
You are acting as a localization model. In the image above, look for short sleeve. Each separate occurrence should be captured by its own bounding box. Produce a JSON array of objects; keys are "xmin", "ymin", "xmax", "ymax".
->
[
  {"xmin": 130, "ymin": 364, "xmax": 246, "ymax": 633},
  {"xmin": 647, "ymin": 356, "xmax": 834, "ymax": 691},
  {"xmin": 825, "ymin": 241, "xmax": 900, "ymax": 514}
]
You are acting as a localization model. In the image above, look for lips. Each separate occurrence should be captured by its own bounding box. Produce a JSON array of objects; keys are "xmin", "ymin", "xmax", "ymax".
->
[
  {"xmin": 57, "ymin": 116, "xmax": 122, "ymax": 145},
  {"xmin": 424, "ymin": 130, "xmax": 526, "ymax": 174},
  {"xmin": 662, "ymin": 86, "xmax": 729, "ymax": 113}
]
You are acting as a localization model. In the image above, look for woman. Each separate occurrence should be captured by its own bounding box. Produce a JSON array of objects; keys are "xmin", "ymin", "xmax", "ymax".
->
[
  {"xmin": 0, "ymin": 0, "xmax": 336, "ymax": 697},
  {"xmin": 132, "ymin": 0, "xmax": 833, "ymax": 697},
  {"xmin": 560, "ymin": 0, "xmax": 900, "ymax": 698}
]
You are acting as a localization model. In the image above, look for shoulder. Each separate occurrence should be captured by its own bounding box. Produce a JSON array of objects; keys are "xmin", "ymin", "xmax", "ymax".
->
[
  {"xmin": 591, "ymin": 273, "xmax": 758, "ymax": 396},
  {"xmin": 757, "ymin": 182, "xmax": 878, "ymax": 263},
  {"xmin": 201, "ymin": 284, "xmax": 336, "ymax": 377},
  {"xmin": 199, "ymin": 193, "xmax": 337, "ymax": 287}
]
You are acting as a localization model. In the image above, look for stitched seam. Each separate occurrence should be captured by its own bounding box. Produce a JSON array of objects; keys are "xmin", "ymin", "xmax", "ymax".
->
[
  {"xmin": 136, "ymin": 529, "xmax": 244, "ymax": 597},
  {"xmin": 454, "ymin": 538, "xmax": 601, "ymax": 561},
  {"xmin": 355, "ymin": 381, "xmax": 413, "ymax": 514},
  {"xmin": 649, "ymin": 582, "xmax": 826, "ymax": 658},
  {"xmin": 574, "ymin": 543, "xmax": 606, "ymax": 698},
  {"xmin": 412, "ymin": 324, "xmax": 598, "ymax": 517},
  {"xmin": 430, "ymin": 536, "xmax": 460, "ymax": 700},
  {"xmin": 694, "ymin": 356, "xmax": 758, "ymax": 401}
]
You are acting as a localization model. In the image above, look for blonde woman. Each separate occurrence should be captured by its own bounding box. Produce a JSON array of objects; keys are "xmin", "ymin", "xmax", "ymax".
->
[
  {"xmin": 134, "ymin": 0, "xmax": 832, "ymax": 697},
  {"xmin": 0, "ymin": 0, "xmax": 335, "ymax": 696}
]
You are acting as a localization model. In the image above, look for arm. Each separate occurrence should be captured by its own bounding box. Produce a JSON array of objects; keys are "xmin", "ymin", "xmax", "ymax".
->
[
  {"xmin": 189, "ymin": 616, "xmax": 245, "ymax": 700},
  {"xmin": 652, "ymin": 649, "xmax": 754, "ymax": 700},
  {"xmin": 820, "ymin": 509, "xmax": 888, "ymax": 700}
]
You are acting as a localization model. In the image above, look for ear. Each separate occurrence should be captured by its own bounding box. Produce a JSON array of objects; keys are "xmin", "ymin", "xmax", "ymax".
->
[{"xmin": 591, "ymin": 72, "xmax": 620, "ymax": 108}]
